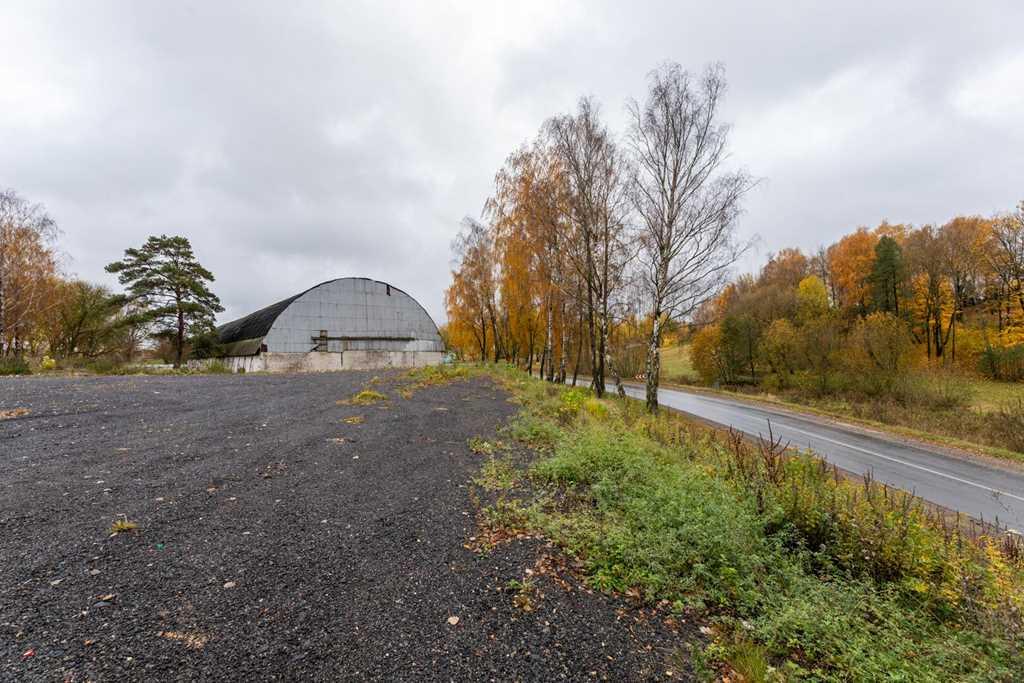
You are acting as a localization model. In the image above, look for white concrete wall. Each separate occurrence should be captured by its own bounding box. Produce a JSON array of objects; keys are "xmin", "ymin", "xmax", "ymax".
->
[
  {"xmin": 195, "ymin": 350, "xmax": 444, "ymax": 373},
  {"xmin": 341, "ymin": 350, "xmax": 444, "ymax": 370}
]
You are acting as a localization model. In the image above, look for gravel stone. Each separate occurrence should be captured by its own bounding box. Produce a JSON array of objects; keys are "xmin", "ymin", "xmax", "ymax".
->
[{"xmin": 0, "ymin": 372, "xmax": 698, "ymax": 680}]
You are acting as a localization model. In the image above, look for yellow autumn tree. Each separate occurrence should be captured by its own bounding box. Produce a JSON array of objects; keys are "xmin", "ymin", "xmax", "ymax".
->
[{"xmin": 827, "ymin": 227, "xmax": 877, "ymax": 315}]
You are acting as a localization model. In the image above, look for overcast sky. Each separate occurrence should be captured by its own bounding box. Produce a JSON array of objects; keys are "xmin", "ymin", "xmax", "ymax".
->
[{"xmin": 3, "ymin": 2, "xmax": 1023, "ymax": 324}]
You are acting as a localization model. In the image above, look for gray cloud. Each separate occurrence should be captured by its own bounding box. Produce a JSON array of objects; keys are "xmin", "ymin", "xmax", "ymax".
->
[{"xmin": 3, "ymin": 1, "xmax": 1022, "ymax": 322}]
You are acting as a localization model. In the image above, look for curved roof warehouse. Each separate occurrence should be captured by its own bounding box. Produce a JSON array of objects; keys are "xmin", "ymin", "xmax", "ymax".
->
[{"xmin": 214, "ymin": 277, "xmax": 445, "ymax": 372}]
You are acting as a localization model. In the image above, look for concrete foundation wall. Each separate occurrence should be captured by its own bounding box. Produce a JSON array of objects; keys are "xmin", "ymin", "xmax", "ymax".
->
[
  {"xmin": 341, "ymin": 350, "xmax": 444, "ymax": 370},
  {"xmin": 193, "ymin": 350, "xmax": 443, "ymax": 373}
]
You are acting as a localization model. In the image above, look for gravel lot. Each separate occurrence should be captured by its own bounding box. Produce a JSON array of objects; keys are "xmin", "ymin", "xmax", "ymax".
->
[{"xmin": 0, "ymin": 372, "xmax": 692, "ymax": 681}]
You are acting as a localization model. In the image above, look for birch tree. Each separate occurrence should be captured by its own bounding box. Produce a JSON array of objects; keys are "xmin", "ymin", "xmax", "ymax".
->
[
  {"xmin": 547, "ymin": 98, "xmax": 631, "ymax": 398},
  {"xmin": 627, "ymin": 63, "xmax": 751, "ymax": 411}
]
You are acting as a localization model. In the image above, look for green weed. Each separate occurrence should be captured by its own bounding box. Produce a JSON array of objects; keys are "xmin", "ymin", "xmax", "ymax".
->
[
  {"xmin": 468, "ymin": 437, "xmax": 505, "ymax": 456},
  {"xmin": 474, "ymin": 458, "xmax": 518, "ymax": 491},
  {"xmin": 478, "ymin": 364, "xmax": 1024, "ymax": 680},
  {"xmin": 339, "ymin": 389, "xmax": 387, "ymax": 406}
]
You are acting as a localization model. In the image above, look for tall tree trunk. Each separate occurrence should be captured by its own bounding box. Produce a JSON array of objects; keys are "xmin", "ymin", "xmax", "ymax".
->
[
  {"xmin": 602, "ymin": 308, "xmax": 626, "ymax": 399},
  {"xmin": 543, "ymin": 297, "xmax": 554, "ymax": 381},
  {"xmin": 488, "ymin": 308, "xmax": 500, "ymax": 363},
  {"xmin": 572, "ymin": 311, "xmax": 583, "ymax": 387},
  {"xmin": 587, "ymin": 283, "xmax": 602, "ymax": 397},
  {"xmin": 175, "ymin": 307, "xmax": 185, "ymax": 369},
  {"xmin": 644, "ymin": 312, "xmax": 662, "ymax": 411},
  {"xmin": 557, "ymin": 298, "xmax": 567, "ymax": 383}
]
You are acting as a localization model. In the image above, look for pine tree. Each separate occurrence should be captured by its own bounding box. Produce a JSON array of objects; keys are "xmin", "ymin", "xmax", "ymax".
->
[
  {"xmin": 870, "ymin": 235, "xmax": 904, "ymax": 316},
  {"xmin": 105, "ymin": 235, "xmax": 223, "ymax": 368}
]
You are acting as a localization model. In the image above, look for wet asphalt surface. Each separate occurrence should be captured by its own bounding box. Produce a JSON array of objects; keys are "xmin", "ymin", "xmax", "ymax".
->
[{"xmin": 0, "ymin": 372, "xmax": 691, "ymax": 681}]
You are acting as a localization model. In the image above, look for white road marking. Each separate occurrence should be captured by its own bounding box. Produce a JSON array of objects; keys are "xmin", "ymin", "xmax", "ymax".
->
[
  {"xmin": 768, "ymin": 422, "xmax": 1024, "ymax": 504},
  {"xmin": 635, "ymin": 384, "xmax": 1023, "ymax": 507}
]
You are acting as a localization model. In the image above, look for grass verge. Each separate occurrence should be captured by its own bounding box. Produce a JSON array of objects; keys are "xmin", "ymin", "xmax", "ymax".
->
[
  {"xmin": 475, "ymin": 364, "xmax": 1024, "ymax": 681},
  {"xmin": 665, "ymin": 382, "xmax": 1024, "ymax": 466}
]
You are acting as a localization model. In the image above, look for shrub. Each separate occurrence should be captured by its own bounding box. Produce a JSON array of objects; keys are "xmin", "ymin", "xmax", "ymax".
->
[
  {"xmin": 798, "ymin": 316, "xmax": 843, "ymax": 394},
  {"xmin": 691, "ymin": 324, "xmax": 733, "ymax": 384},
  {"xmin": 498, "ymin": 368, "xmax": 1024, "ymax": 679},
  {"xmin": 990, "ymin": 399, "xmax": 1024, "ymax": 453},
  {"xmin": 86, "ymin": 357, "xmax": 121, "ymax": 374},
  {"xmin": 40, "ymin": 355, "xmax": 57, "ymax": 371},
  {"xmin": 893, "ymin": 369, "xmax": 974, "ymax": 409},
  {"xmin": 506, "ymin": 413, "xmax": 561, "ymax": 451},
  {"xmin": 582, "ymin": 397, "xmax": 608, "ymax": 420},
  {"xmin": 203, "ymin": 360, "xmax": 232, "ymax": 374},
  {"xmin": 760, "ymin": 318, "xmax": 799, "ymax": 384},
  {"xmin": 0, "ymin": 357, "xmax": 31, "ymax": 375},
  {"xmin": 978, "ymin": 343, "xmax": 1024, "ymax": 381},
  {"xmin": 844, "ymin": 313, "xmax": 912, "ymax": 396},
  {"xmin": 532, "ymin": 426, "xmax": 769, "ymax": 607},
  {"xmin": 557, "ymin": 387, "xmax": 589, "ymax": 417},
  {"xmin": 342, "ymin": 389, "xmax": 386, "ymax": 405}
]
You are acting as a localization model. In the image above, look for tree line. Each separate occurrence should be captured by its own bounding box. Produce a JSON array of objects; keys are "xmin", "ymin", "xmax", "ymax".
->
[
  {"xmin": 0, "ymin": 188, "xmax": 223, "ymax": 372},
  {"xmin": 444, "ymin": 61, "xmax": 1024, "ymax": 408},
  {"xmin": 445, "ymin": 63, "xmax": 752, "ymax": 410},
  {"xmin": 690, "ymin": 205, "xmax": 1024, "ymax": 395}
]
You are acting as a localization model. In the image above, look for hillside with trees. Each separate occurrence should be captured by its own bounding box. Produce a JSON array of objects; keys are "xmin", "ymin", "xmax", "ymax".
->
[{"xmin": 684, "ymin": 207, "xmax": 1024, "ymax": 454}]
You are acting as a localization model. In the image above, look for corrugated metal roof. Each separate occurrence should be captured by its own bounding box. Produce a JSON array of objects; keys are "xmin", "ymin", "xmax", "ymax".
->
[
  {"xmin": 216, "ymin": 292, "xmax": 306, "ymax": 346},
  {"xmin": 215, "ymin": 277, "xmax": 439, "ymax": 351}
]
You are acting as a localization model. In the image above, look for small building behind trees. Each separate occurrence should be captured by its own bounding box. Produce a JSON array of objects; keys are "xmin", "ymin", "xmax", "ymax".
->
[{"xmin": 213, "ymin": 278, "xmax": 444, "ymax": 372}]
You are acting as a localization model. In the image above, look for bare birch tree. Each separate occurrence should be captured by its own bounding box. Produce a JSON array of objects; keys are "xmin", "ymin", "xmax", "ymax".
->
[
  {"xmin": 989, "ymin": 201, "xmax": 1024, "ymax": 318},
  {"xmin": 627, "ymin": 63, "xmax": 752, "ymax": 411},
  {"xmin": 546, "ymin": 98, "xmax": 632, "ymax": 398}
]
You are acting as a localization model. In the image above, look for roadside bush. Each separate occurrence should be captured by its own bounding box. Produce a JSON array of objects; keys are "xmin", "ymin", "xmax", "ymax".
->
[
  {"xmin": 557, "ymin": 387, "xmax": 589, "ymax": 418},
  {"xmin": 893, "ymin": 369, "xmax": 974, "ymax": 409},
  {"xmin": 496, "ymin": 369, "xmax": 1024, "ymax": 679},
  {"xmin": 0, "ymin": 357, "xmax": 31, "ymax": 375},
  {"xmin": 532, "ymin": 426, "xmax": 769, "ymax": 607},
  {"xmin": 691, "ymin": 324, "xmax": 735, "ymax": 384},
  {"xmin": 760, "ymin": 318, "xmax": 799, "ymax": 384},
  {"xmin": 990, "ymin": 399, "xmax": 1024, "ymax": 454},
  {"xmin": 798, "ymin": 316, "xmax": 843, "ymax": 394},
  {"xmin": 204, "ymin": 360, "xmax": 232, "ymax": 374},
  {"xmin": 844, "ymin": 313, "xmax": 912, "ymax": 396},
  {"xmin": 86, "ymin": 357, "xmax": 122, "ymax": 374},
  {"xmin": 978, "ymin": 343, "xmax": 1024, "ymax": 381}
]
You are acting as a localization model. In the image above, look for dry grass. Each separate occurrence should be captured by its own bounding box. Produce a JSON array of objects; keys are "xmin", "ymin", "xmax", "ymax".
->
[
  {"xmin": 337, "ymin": 389, "xmax": 387, "ymax": 406},
  {"xmin": 658, "ymin": 344, "xmax": 696, "ymax": 384},
  {"xmin": 110, "ymin": 516, "xmax": 139, "ymax": 534}
]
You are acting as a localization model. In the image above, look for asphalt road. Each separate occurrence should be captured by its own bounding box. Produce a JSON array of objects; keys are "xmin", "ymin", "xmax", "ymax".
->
[{"xmin": 619, "ymin": 383, "xmax": 1024, "ymax": 533}]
